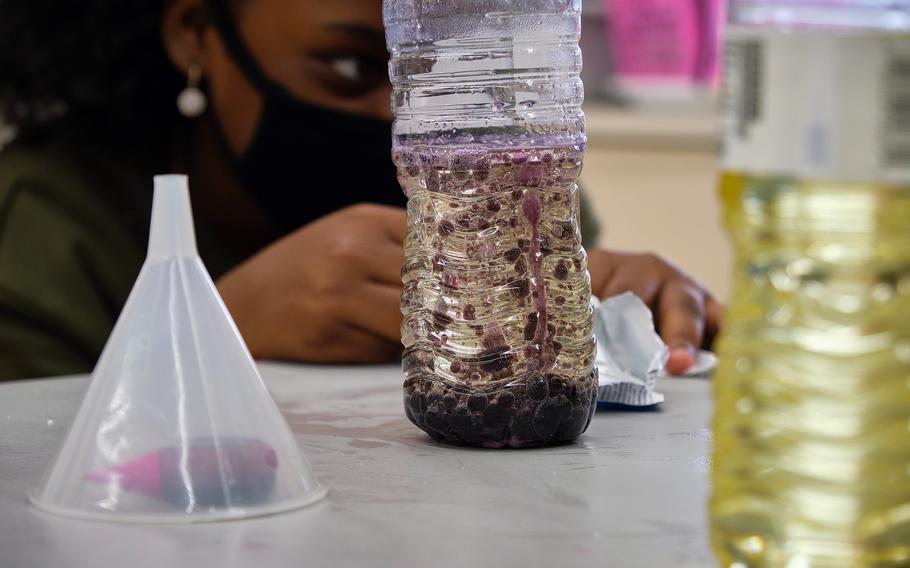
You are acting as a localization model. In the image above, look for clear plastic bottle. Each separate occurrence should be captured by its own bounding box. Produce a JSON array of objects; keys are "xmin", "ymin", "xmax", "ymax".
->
[
  {"xmin": 384, "ymin": 0, "xmax": 597, "ymax": 448},
  {"xmin": 712, "ymin": 1, "xmax": 910, "ymax": 565}
]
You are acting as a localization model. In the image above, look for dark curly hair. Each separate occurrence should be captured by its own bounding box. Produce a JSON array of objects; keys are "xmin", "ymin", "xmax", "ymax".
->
[{"xmin": 0, "ymin": 0, "xmax": 184, "ymax": 140}]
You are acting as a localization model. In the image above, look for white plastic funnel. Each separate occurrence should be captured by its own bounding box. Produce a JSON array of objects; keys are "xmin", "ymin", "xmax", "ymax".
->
[{"xmin": 31, "ymin": 175, "xmax": 326, "ymax": 522}]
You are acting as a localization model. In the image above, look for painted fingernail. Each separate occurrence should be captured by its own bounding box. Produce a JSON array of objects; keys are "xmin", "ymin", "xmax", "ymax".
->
[{"xmin": 666, "ymin": 347, "xmax": 696, "ymax": 376}]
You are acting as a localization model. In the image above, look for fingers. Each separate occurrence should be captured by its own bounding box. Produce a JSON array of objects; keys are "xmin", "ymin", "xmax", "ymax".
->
[
  {"xmin": 589, "ymin": 250, "xmax": 662, "ymax": 303},
  {"xmin": 352, "ymin": 203, "xmax": 408, "ymax": 244},
  {"xmin": 330, "ymin": 204, "xmax": 405, "ymax": 286},
  {"xmin": 702, "ymin": 298, "xmax": 725, "ymax": 350},
  {"xmin": 588, "ymin": 249, "xmax": 722, "ymax": 375},
  {"xmin": 362, "ymin": 240, "xmax": 406, "ymax": 286},
  {"xmin": 658, "ymin": 281, "xmax": 707, "ymax": 376},
  {"xmin": 342, "ymin": 283, "xmax": 404, "ymax": 343},
  {"xmin": 306, "ymin": 324, "xmax": 402, "ymax": 364},
  {"xmin": 666, "ymin": 349, "xmax": 696, "ymax": 377}
]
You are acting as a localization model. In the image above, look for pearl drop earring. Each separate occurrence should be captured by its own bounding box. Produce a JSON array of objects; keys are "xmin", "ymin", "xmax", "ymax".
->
[{"xmin": 177, "ymin": 63, "xmax": 207, "ymax": 118}]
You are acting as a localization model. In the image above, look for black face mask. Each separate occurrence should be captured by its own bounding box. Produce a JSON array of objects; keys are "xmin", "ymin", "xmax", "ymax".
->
[{"xmin": 208, "ymin": 0, "xmax": 404, "ymax": 235}]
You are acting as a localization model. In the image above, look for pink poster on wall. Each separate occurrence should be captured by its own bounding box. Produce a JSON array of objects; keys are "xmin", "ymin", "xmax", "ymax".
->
[{"xmin": 606, "ymin": 0, "xmax": 723, "ymax": 94}]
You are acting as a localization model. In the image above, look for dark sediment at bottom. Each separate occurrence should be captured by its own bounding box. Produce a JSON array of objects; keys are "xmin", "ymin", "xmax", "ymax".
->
[{"xmin": 404, "ymin": 370, "xmax": 598, "ymax": 448}]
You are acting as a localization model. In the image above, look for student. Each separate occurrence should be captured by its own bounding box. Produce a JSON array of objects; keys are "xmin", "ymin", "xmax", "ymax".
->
[{"xmin": 0, "ymin": 0, "xmax": 720, "ymax": 380}]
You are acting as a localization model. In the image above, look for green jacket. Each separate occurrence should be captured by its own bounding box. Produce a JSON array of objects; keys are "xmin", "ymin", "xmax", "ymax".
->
[
  {"xmin": 0, "ymin": 119, "xmax": 599, "ymax": 380},
  {"xmin": 0, "ymin": 120, "xmax": 234, "ymax": 380}
]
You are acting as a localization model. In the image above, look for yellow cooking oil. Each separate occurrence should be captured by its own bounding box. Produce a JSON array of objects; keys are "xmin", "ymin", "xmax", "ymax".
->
[{"xmin": 710, "ymin": 171, "xmax": 910, "ymax": 566}]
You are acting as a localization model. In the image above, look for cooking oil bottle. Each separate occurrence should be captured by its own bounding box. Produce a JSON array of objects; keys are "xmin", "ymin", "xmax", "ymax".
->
[{"xmin": 711, "ymin": 1, "xmax": 910, "ymax": 566}]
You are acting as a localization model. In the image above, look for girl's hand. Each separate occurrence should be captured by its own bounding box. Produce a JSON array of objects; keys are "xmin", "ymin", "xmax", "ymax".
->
[
  {"xmin": 218, "ymin": 204, "xmax": 406, "ymax": 364},
  {"xmin": 587, "ymin": 249, "xmax": 723, "ymax": 375}
]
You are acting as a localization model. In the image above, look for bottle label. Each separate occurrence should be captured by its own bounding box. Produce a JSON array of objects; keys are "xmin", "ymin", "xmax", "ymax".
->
[{"xmin": 722, "ymin": 27, "xmax": 910, "ymax": 184}]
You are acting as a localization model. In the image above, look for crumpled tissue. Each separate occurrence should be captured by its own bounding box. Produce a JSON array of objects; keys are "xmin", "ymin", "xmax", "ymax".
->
[{"xmin": 592, "ymin": 292, "xmax": 717, "ymax": 408}]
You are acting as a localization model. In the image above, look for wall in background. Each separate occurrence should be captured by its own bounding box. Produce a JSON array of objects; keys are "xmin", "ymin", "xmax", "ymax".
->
[{"xmin": 580, "ymin": 103, "xmax": 732, "ymax": 302}]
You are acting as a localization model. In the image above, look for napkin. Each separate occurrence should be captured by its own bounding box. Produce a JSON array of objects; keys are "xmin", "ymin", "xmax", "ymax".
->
[{"xmin": 593, "ymin": 292, "xmax": 717, "ymax": 407}]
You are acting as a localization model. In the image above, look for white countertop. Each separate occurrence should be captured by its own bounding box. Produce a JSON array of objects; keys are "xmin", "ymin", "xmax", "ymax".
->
[{"xmin": 0, "ymin": 363, "xmax": 715, "ymax": 568}]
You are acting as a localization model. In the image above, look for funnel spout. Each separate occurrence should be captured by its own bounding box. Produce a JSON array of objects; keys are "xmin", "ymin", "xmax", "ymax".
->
[{"xmin": 148, "ymin": 175, "xmax": 198, "ymax": 260}]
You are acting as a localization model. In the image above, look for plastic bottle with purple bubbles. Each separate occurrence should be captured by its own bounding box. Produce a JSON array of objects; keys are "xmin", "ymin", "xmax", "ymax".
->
[{"xmin": 384, "ymin": 0, "xmax": 597, "ymax": 448}]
